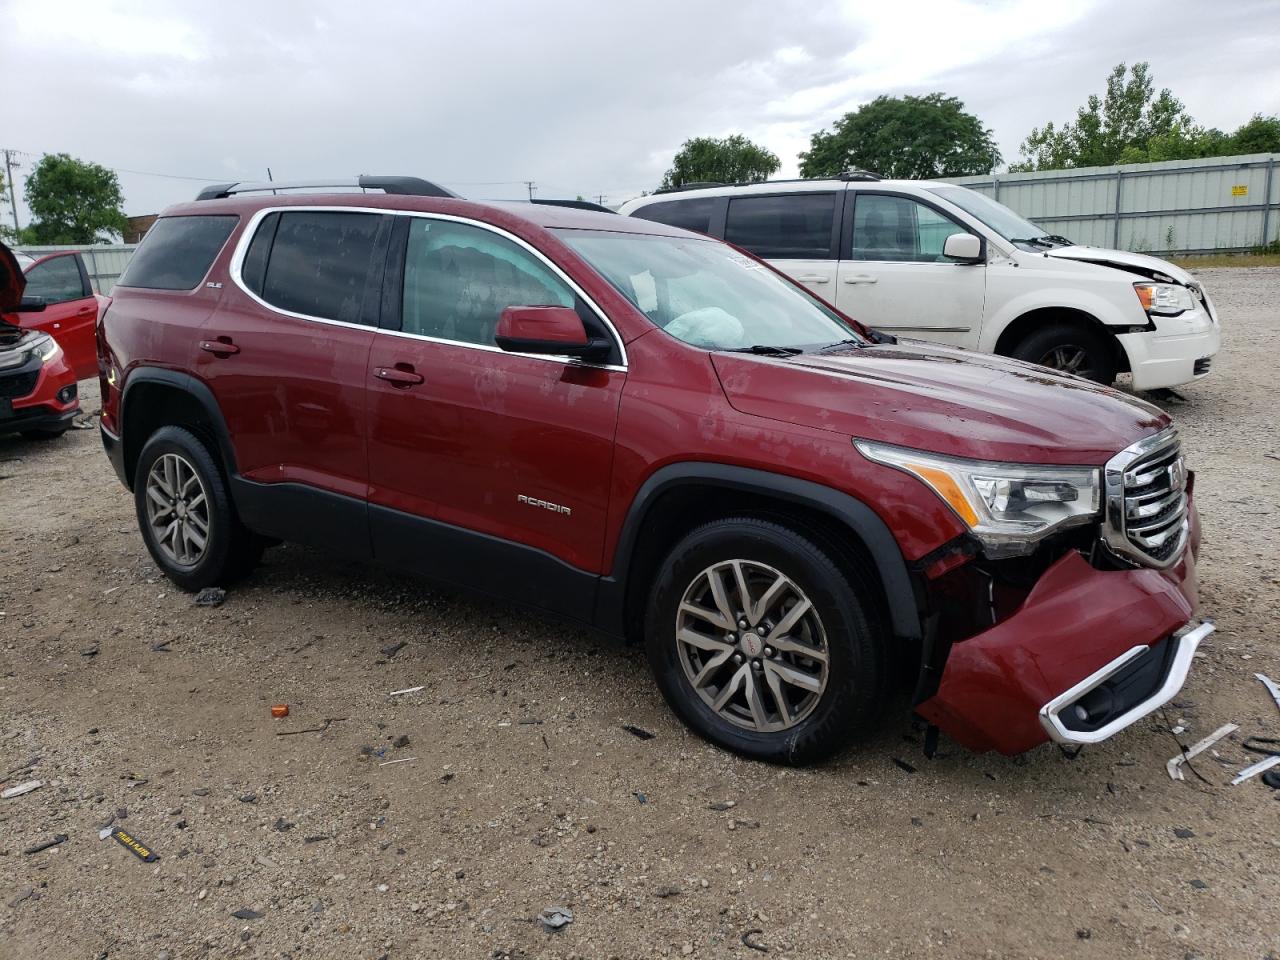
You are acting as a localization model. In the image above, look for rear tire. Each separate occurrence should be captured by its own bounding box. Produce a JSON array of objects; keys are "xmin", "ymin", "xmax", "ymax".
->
[
  {"xmin": 1010, "ymin": 321, "xmax": 1118, "ymax": 384},
  {"xmin": 644, "ymin": 517, "xmax": 888, "ymax": 765},
  {"xmin": 133, "ymin": 426, "xmax": 262, "ymax": 591}
]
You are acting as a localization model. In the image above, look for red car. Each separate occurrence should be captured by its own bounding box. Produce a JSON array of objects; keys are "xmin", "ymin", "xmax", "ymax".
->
[
  {"xmin": 97, "ymin": 177, "xmax": 1207, "ymax": 762},
  {"xmin": 1, "ymin": 243, "xmax": 80, "ymax": 439},
  {"xmin": 13, "ymin": 249, "xmax": 107, "ymax": 380}
]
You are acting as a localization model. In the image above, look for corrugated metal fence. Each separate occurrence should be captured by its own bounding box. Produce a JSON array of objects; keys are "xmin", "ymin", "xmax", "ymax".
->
[
  {"xmin": 945, "ymin": 152, "xmax": 1279, "ymax": 255},
  {"xmin": 15, "ymin": 244, "xmax": 137, "ymax": 294}
]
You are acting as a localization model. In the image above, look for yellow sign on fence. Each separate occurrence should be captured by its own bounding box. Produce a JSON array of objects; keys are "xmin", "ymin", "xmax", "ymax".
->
[{"xmin": 1231, "ymin": 184, "xmax": 1248, "ymax": 197}]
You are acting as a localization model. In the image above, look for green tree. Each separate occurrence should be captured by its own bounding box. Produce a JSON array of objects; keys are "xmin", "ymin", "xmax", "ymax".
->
[
  {"xmin": 660, "ymin": 135, "xmax": 780, "ymax": 190},
  {"xmin": 799, "ymin": 94, "xmax": 1000, "ymax": 180},
  {"xmin": 22, "ymin": 153, "xmax": 127, "ymax": 244},
  {"xmin": 1229, "ymin": 114, "xmax": 1280, "ymax": 154},
  {"xmin": 1014, "ymin": 62, "xmax": 1208, "ymax": 170}
]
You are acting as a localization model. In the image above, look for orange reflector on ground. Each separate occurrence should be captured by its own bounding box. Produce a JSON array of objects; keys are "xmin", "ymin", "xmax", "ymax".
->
[{"xmin": 271, "ymin": 704, "xmax": 289, "ymax": 718}]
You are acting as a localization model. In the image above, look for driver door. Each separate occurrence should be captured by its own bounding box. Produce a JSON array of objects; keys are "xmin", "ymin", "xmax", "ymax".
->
[
  {"xmin": 835, "ymin": 192, "xmax": 986, "ymax": 346},
  {"xmin": 366, "ymin": 216, "xmax": 626, "ymax": 619}
]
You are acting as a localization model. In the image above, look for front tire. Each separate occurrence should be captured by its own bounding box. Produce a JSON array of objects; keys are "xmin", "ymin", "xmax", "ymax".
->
[
  {"xmin": 1010, "ymin": 321, "xmax": 1118, "ymax": 384},
  {"xmin": 133, "ymin": 426, "xmax": 262, "ymax": 591},
  {"xmin": 645, "ymin": 518, "xmax": 888, "ymax": 764}
]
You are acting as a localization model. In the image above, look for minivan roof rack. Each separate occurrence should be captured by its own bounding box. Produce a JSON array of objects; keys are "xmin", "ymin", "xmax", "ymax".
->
[
  {"xmin": 648, "ymin": 171, "xmax": 882, "ymax": 198},
  {"xmin": 529, "ymin": 198, "xmax": 616, "ymax": 214},
  {"xmin": 194, "ymin": 175, "xmax": 460, "ymax": 201},
  {"xmin": 651, "ymin": 181, "xmax": 728, "ymax": 195}
]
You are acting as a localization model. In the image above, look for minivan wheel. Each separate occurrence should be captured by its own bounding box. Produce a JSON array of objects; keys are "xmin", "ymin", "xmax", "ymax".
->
[
  {"xmin": 645, "ymin": 518, "xmax": 887, "ymax": 764},
  {"xmin": 133, "ymin": 426, "xmax": 262, "ymax": 591},
  {"xmin": 1011, "ymin": 322, "xmax": 1118, "ymax": 384}
]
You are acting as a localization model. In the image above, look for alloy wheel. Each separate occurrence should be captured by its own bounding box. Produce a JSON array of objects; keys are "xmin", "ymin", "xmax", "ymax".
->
[
  {"xmin": 675, "ymin": 559, "xmax": 829, "ymax": 733},
  {"xmin": 1037, "ymin": 344, "xmax": 1093, "ymax": 377},
  {"xmin": 144, "ymin": 453, "xmax": 211, "ymax": 567}
]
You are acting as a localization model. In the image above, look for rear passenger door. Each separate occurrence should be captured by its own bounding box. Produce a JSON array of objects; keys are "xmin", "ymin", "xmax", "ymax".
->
[
  {"xmin": 201, "ymin": 209, "xmax": 391, "ymax": 555},
  {"xmin": 723, "ymin": 192, "xmax": 841, "ymax": 297},
  {"xmin": 365, "ymin": 215, "xmax": 626, "ymax": 622},
  {"xmin": 21, "ymin": 252, "xmax": 99, "ymax": 378},
  {"xmin": 835, "ymin": 192, "xmax": 986, "ymax": 346}
]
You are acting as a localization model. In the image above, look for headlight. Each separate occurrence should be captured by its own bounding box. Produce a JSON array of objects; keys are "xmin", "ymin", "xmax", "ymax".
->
[
  {"xmin": 35, "ymin": 336, "xmax": 61, "ymax": 363},
  {"xmin": 855, "ymin": 440, "xmax": 1101, "ymax": 558},
  {"xmin": 1134, "ymin": 282, "xmax": 1194, "ymax": 316}
]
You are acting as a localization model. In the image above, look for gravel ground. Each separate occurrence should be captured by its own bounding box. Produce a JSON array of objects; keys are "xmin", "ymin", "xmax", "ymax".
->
[{"xmin": 2, "ymin": 267, "xmax": 1278, "ymax": 960}]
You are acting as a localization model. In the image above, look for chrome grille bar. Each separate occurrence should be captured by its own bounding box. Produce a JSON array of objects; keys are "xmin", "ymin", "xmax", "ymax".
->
[{"xmin": 1101, "ymin": 428, "xmax": 1189, "ymax": 568}]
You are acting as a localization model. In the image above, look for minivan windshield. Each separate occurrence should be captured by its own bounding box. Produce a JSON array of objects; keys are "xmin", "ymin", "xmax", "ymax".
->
[
  {"xmin": 557, "ymin": 230, "xmax": 863, "ymax": 352},
  {"xmin": 927, "ymin": 185, "xmax": 1072, "ymax": 249}
]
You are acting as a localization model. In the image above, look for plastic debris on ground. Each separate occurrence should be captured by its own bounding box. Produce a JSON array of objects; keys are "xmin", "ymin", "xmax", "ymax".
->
[
  {"xmin": 271, "ymin": 704, "xmax": 289, "ymax": 718},
  {"xmin": 1166, "ymin": 723, "xmax": 1239, "ymax": 781},
  {"xmin": 388, "ymin": 685, "xmax": 425, "ymax": 697},
  {"xmin": 1231, "ymin": 754, "xmax": 1280, "ymax": 786},
  {"xmin": 194, "ymin": 587, "xmax": 226, "ymax": 607},
  {"xmin": 1255, "ymin": 673, "xmax": 1280, "ymax": 715},
  {"xmin": 2, "ymin": 780, "xmax": 44, "ymax": 799},
  {"xmin": 536, "ymin": 906, "xmax": 573, "ymax": 932},
  {"xmin": 23, "ymin": 834, "xmax": 68, "ymax": 855}
]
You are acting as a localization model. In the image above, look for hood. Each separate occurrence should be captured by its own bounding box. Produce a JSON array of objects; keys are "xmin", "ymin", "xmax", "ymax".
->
[
  {"xmin": 1043, "ymin": 245, "xmax": 1195, "ymax": 285},
  {"xmin": 0, "ymin": 241, "xmax": 26, "ymax": 324},
  {"xmin": 712, "ymin": 342, "xmax": 1170, "ymax": 466}
]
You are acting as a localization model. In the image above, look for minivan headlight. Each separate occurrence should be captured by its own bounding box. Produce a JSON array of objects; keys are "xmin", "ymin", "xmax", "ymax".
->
[
  {"xmin": 1134, "ymin": 282, "xmax": 1194, "ymax": 316},
  {"xmin": 855, "ymin": 440, "xmax": 1101, "ymax": 558}
]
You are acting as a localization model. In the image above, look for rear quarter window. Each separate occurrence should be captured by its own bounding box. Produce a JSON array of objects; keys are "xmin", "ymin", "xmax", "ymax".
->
[
  {"xmin": 118, "ymin": 215, "xmax": 238, "ymax": 290},
  {"xmin": 257, "ymin": 211, "xmax": 383, "ymax": 324},
  {"xmin": 631, "ymin": 197, "xmax": 720, "ymax": 234}
]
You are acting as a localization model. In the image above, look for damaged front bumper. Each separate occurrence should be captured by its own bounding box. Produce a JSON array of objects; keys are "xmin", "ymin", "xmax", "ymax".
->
[{"xmin": 916, "ymin": 500, "xmax": 1204, "ymax": 755}]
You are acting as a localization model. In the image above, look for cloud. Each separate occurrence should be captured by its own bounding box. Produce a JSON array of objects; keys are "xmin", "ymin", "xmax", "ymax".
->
[{"xmin": 1, "ymin": 0, "xmax": 1275, "ymax": 220}]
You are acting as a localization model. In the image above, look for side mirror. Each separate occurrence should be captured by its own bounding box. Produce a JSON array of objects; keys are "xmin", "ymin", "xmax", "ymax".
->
[
  {"xmin": 943, "ymin": 233, "xmax": 983, "ymax": 262},
  {"xmin": 495, "ymin": 306, "xmax": 611, "ymax": 362},
  {"xmin": 16, "ymin": 296, "xmax": 47, "ymax": 313}
]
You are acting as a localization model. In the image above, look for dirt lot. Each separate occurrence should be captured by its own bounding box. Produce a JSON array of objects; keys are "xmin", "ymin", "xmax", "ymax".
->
[{"xmin": 2, "ymin": 268, "xmax": 1278, "ymax": 960}]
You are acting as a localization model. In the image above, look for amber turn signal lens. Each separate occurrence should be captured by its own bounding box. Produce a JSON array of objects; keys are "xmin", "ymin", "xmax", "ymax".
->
[{"xmin": 271, "ymin": 704, "xmax": 289, "ymax": 718}]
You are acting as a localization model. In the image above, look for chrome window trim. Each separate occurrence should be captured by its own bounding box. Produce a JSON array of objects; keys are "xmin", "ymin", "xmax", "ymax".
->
[
  {"xmin": 226, "ymin": 205, "xmax": 628, "ymax": 371},
  {"xmin": 1100, "ymin": 427, "xmax": 1188, "ymax": 569}
]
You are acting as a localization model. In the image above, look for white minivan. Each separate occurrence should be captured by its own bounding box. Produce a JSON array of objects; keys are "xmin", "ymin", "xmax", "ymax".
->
[{"xmin": 618, "ymin": 176, "xmax": 1220, "ymax": 389}]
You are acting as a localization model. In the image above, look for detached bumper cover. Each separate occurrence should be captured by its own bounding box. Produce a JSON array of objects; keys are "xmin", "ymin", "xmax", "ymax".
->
[{"xmin": 917, "ymin": 521, "xmax": 1202, "ymax": 755}]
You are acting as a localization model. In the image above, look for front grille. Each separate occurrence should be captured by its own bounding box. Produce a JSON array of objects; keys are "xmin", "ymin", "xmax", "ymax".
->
[
  {"xmin": 1102, "ymin": 429, "xmax": 1188, "ymax": 568},
  {"xmin": 0, "ymin": 370, "xmax": 38, "ymax": 400},
  {"xmin": 1193, "ymin": 357, "xmax": 1212, "ymax": 376}
]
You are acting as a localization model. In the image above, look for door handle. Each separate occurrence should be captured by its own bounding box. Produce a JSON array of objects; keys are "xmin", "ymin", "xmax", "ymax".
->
[
  {"xmin": 374, "ymin": 365, "xmax": 425, "ymax": 386},
  {"xmin": 843, "ymin": 275, "xmax": 878, "ymax": 285},
  {"xmin": 199, "ymin": 338, "xmax": 240, "ymax": 357},
  {"xmin": 796, "ymin": 274, "xmax": 830, "ymax": 284}
]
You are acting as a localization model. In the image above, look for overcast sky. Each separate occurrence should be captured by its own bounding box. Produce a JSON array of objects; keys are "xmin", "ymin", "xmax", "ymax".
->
[{"xmin": 2, "ymin": 0, "xmax": 1278, "ymax": 223}]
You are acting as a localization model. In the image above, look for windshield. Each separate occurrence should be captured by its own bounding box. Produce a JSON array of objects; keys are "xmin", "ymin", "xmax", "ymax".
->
[
  {"xmin": 557, "ymin": 229, "xmax": 862, "ymax": 352},
  {"xmin": 927, "ymin": 185, "xmax": 1069, "ymax": 248}
]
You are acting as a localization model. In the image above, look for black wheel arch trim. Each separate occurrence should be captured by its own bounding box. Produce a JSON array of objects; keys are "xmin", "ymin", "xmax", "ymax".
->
[
  {"xmin": 595, "ymin": 462, "xmax": 923, "ymax": 642},
  {"xmin": 119, "ymin": 367, "xmax": 238, "ymax": 488}
]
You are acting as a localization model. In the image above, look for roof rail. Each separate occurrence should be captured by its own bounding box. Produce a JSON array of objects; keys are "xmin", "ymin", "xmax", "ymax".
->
[
  {"xmin": 194, "ymin": 175, "xmax": 460, "ymax": 201},
  {"xmin": 651, "ymin": 181, "xmax": 728, "ymax": 195},
  {"xmin": 530, "ymin": 198, "xmax": 616, "ymax": 214},
  {"xmin": 648, "ymin": 171, "xmax": 882, "ymax": 198}
]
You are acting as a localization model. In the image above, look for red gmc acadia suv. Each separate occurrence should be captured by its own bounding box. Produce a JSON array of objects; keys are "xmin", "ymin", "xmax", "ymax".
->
[{"xmin": 97, "ymin": 177, "xmax": 1209, "ymax": 763}]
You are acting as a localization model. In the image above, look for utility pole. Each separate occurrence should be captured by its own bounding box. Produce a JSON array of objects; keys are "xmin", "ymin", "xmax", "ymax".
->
[
  {"xmin": 596, "ymin": 194, "xmax": 606, "ymax": 207},
  {"xmin": 524, "ymin": 181, "xmax": 536, "ymax": 200},
  {"xmin": 3, "ymin": 149, "xmax": 20, "ymax": 234}
]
